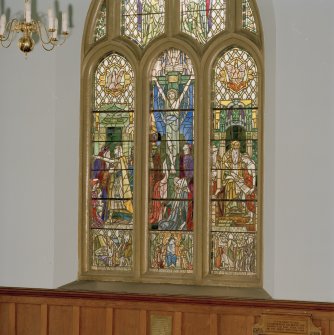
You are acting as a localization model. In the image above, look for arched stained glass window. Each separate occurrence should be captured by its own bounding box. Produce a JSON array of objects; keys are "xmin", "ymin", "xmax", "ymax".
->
[
  {"xmin": 149, "ymin": 48, "xmax": 195, "ymax": 273},
  {"xmin": 81, "ymin": 0, "xmax": 263, "ymax": 288},
  {"xmin": 181, "ymin": 0, "xmax": 226, "ymax": 44},
  {"xmin": 91, "ymin": 53, "xmax": 135, "ymax": 271},
  {"xmin": 121, "ymin": 0, "xmax": 165, "ymax": 48},
  {"xmin": 242, "ymin": 0, "xmax": 257, "ymax": 33},
  {"xmin": 210, "ymin": 47, "xmax": 258, "ymax": 277},
  {"xmin": 93, "ymin": 0, "xmax": 107, "ymax": 42}
]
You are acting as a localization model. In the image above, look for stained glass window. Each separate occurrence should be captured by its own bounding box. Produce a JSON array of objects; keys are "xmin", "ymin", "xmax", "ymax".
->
[
  {"xmin": 91, "ymin": 53, "xmax": 135, "ymax": 271},
  {"xmin": 181, "ymin": 0, "xmax": 226, "ymax": 44},
  {"xmin": 94, "ymin": 1, "xmax": 107, "ymax": 42},
  {"xmin": 121, "ymin": 0, "xmax": 165, "ymax": 48},
  {"xmin": 83, "ymin": 0, "xmax": 263, "ymax": 286},
  {"xmin": 242, "ymin": 0, "xmax": 257, "ymax": 33},
  {"xmin": 149, "ymin": 48, "xmax": 195, "ymax": 273},
  {"xmin": 210, "ymin": 47, "xmax": 258, "ymax": 276}
]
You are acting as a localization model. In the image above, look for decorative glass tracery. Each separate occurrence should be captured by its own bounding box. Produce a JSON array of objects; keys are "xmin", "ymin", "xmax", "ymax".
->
[
  {"xmin": 181, "ymin": 0, "xmax": 226, "ymax": 44},
  {"xmin": 148, "ymin": 48, "xmax": 195, "ymax": 273},
  {"xmin": 242, "ymin": 0, "xmax": 257, "ymax": 33},
  {"xmin": 94, "ymin": 1, "xmax": 107, "ymax": 42},
  {"xmin": 121, "ymin": 0, "xmax": 165, "ymax": 48},
  {"xmin": 91, "ymin": 53, "xmax": 135, "ymax": 271},
  {"xmin": 210, "ymin": 47, "xmax": 258, "ymax": 276}
]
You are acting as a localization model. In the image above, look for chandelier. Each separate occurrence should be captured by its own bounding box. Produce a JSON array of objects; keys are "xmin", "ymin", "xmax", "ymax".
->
[{"xmin": 0, "ymin": 0, "xmax": 69, "ymax": 55}]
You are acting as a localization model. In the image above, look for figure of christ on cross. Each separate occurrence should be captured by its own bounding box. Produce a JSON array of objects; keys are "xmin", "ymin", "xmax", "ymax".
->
[{"xmin": 152, "ymin": 75, "xmax": 195, "ymax": 174}]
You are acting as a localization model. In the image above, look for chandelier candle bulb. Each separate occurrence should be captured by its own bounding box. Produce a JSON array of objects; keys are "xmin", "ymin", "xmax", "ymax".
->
[
  {"xmin": 0, "ymin": 14, "xmax": 6, "ymax": 35},
  {"xmin": 62, "ymin": 12, "xmax": 68, "ymax": 33},
  {"xmin": 53, "ymin": 18, "xmax": 58, "ymax": 39},
  {"xmin": 25, "ymin": 0, "xmax": 31, "ymax": 23},
  {"xmin": 48, "ymin": 8, "xmax": 54, "ymax": 30}
]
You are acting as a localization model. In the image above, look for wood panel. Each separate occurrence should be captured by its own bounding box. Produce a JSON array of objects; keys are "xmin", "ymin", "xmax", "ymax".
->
[
  {"xmin": 80, "ymin": 307, "xmax": 106, "ymax": 335},
  {"xmin": 113, "ymin": 308, "xmax": 141, "ymax": 335},
  {"xmin": 219, "ymin": 315, "xmax": 256, "ymax": 335},
  {"xmin": 182, "ymin": 312, "xmax": 211, "ymax": 335},
  {"xmin": 48, "ymin": 305, "xmax": 73, "ymax": 335},
  {"xmin": 330, "ymin": 320, "xmax": 334, "ymax": 335},
  {"xmin": 313, "ymin": 319, "xmax": 329, "ymax": 335},
  {"xmin": 0, "ymin": 302, "xmax": 14, "ymax": 335},
  {"xmin": 16, "ymin": 303, "xmax": 41, "ymax": 335}
]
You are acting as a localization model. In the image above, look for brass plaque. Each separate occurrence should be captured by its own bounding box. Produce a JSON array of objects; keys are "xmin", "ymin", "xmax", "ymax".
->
[
  {"xmin": 253, "ymin": 314, "xmax": 321, "ymax": 335},
  {"xmin": 150, "ymin": 314, "xmax": 172, "ymax": 335}
]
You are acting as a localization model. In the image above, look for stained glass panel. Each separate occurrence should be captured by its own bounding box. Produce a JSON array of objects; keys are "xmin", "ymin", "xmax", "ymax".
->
[
  {"xmin": 91, "ymin": 53, "xmax": 135, "ymax": 271},
  {"xmin": 211, "ymin": 231, "xmax": 256, "ymax": 275},
  {"xmin": 242, "ymin": 0, "xmax": 257, "ymax": 33},
  {"xmin": 121, "ymin": 0, "xmax": 165, "ymax": 48},
  {"xmin": 214, "ymin": 48, "xmax": 258, "ymax": 106},
  {"xmin": 150, "ymin": 232, "xmax": 193, "ymax": 272},
  {"xmin": 210, "ymin": 47, "xmax": 258, "ymax": 276},
  {"xmin": 181, "ymin": 0, "xmax": 226, "ymax": 44},
  {"xmin": 91, "ymin": 229, "xmax": 133, "ymax": 270},
  {"xmin": 94, "ymin": 54, "xmax": 135, "ymax": 111},
  {"xmin": 94, "ymin": 1, "xmax": 107, "ymax": 42},
  {"xmin": 149, "ymin": 49, "xmax": 195, "ymax": 273}
]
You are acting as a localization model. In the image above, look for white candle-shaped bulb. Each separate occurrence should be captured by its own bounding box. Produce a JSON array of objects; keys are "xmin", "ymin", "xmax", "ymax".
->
[
  {"xmin": 53, "ymin": 18, "xmax": 58, "ymax": 39},
  {"xmin": 62, "ymin": 12, "xmax": 68, "ymax": 33},
  {"xmin": 25, "ymin": 0, "xmax": 32, "ymax": 23},
  {"xmin": 48, "ymin": 8, "xmax": 54, "ymax": 30},
  {"xmin": 0, "ymin": 14, "xmax": 6, "ymax": 35}
]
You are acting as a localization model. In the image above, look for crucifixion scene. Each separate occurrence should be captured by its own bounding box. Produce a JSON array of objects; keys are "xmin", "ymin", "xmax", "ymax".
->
[{"xmin": 149, "ymin": 48, "xmax": 195, "ymax": 272}]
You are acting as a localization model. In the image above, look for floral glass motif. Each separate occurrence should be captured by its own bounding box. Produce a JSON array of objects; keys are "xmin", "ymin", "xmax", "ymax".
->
[
  {"xmin": 242, "ymin": 0, "xmax": 257, "ymax": 33},
  {"xmin": 181, "ymin": 0, "xmax": 226, "ymax": 44},
  {"xmin": 149, "ymin": 48, "xmax": 195, "ymax": 273},
  {"xmin": 121, "ymin": 0, "xmax": 165, "ymax": 48},
  {"xmin": 94, "ymin": 1, "xmax": 107, "ymax": 42},
  {"xmin": 91, "ymin": 53, "xmax": 135, "ymax": 271},
  {"xmin": 210, "ymin": 47, "xmax": 258, "ymax": 276}
]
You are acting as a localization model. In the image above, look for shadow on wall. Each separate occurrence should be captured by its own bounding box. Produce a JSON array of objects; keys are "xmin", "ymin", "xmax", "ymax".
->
[{"xmin": 255, "ymin": 0, "xmax": 277, "ymax": 298}]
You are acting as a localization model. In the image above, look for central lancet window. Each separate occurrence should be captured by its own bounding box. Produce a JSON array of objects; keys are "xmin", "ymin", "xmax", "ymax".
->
[
  {"xmin": 81, "ymin": 0, "xmax": 263, "ymax": 287},
  {"xmin": 149, "ymin": 48, "xmax": 195, "ymax": 273}
]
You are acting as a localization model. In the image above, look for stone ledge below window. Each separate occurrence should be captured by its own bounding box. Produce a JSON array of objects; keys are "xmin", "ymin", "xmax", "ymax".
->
[{"xmin": 59, "ymin": 280, "xmax": 271, "ymax": 300}]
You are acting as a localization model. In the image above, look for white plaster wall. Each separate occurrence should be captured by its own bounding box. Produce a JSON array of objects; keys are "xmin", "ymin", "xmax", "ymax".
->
[
  {"xmin": 270, "ymin": 0, "xmax": 334, "ymax": 302},
  {"xmin": 0, "ymin": 0, "xmax": 333, "ymax": 301},
  {"xmin": 0, "ymin": 0, "xmax": 90, "ymax": 288}
]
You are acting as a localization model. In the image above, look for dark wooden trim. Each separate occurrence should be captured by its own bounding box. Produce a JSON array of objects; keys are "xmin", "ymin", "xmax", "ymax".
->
[{"xmin": 0, "ymin": 287, "xmax": 333, "ymax": 312}]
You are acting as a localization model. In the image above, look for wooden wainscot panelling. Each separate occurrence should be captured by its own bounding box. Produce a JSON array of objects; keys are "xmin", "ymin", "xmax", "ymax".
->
[
  {"xmin": 2, "ymin": 288, "xmax": 334, "ymax": 335},
  {"xmin": 113, "ymin": 308, "xmax": 142, "ymax": 335},
  {"xmin": 80, "ymin": 307, "xmax": 106, "ymax": 335},
  {"xmin": 0, "ymin": 302, "xmax": 15, "ymax": 335},
  {"xmin": 16, "ymin": 303, "xmax": 41, "ymax": 335},
  {"xmin": 219, "ymin": 314, "xmax": 255, "ymax": 335},
  {"xmin": 182, "ymin": 312, "xmax": 212, "ymax": 335},
  {"xmin": 330, "ymin": 320, "xmax": 334, "ymax": 335},
  {"xmin": 253, "ymin": 313, "xmax": 322, "ymax": 335},
  {"xmin": 48, "ymin": 305, "xmax": 73, "ymax": 335}
]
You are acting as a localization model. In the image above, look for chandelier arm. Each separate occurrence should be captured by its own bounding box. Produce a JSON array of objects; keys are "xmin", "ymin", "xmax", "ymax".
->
[
  {"xmin": 0, "ymin": 19, "xmax": 19, "ymax": 46},
  {"xmin": 35, "ymin": 20, "xmax": 53, "ymax": 46},
  {"xmin": 56, "ymin": 33, "xmax": 69, "ymax": 47},
  {"xmin": 40, "ymin": 41, "xmax": 56, "ymax": 52}
]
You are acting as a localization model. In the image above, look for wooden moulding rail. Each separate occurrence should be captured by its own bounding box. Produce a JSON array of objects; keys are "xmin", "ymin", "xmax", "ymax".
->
[{"xmin": 0, "ymin": 287, "xmax": 333, "ymax": 311}]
